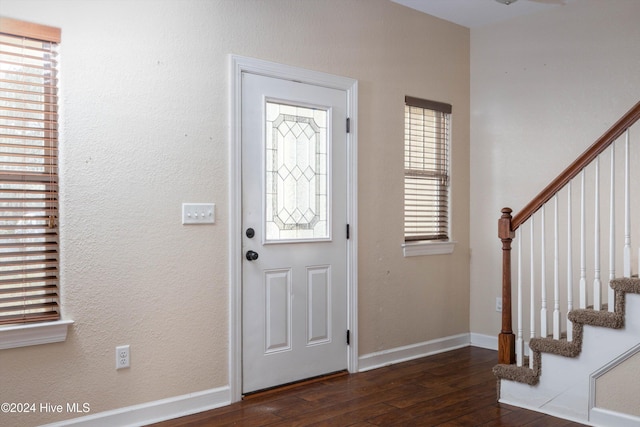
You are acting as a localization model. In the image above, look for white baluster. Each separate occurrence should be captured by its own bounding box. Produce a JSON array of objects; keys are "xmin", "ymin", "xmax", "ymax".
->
[
  {"xmin": 567, "ymin": 182, "xmax": 573, "ymax": 341},
  {"xmin": 580, "ymin": 170, "xmax": 587, "ymax": 309},
  {"xmin": 541, "ymin": 204, "xmax": 548, "ymax": 337},
  {"xmin": 623, "ymin": 129, "xmax": 631, "ymax": 277},
  {"xmin": 553, "ymin": 195, "xmax": 561, "ymax": 339},
  {"xmin": 530, "ymin": 217, "xmax": 536, "ymax": 368},
  {"xmin": 609, "ymin": 145, "xmax": 616, "ymax": 312},
  {"xmin": 517, "ymin": 228, "xmax": 523, "ymax": 367},
  {"xmin": 594, "ymin": 156, "xmax": 602, "ymax": 311}
]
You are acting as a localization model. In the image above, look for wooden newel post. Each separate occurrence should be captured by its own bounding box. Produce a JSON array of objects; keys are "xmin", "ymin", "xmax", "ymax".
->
[{"xmin": 498, "ymin": 207, "xmax": 516, "ymax": 364}]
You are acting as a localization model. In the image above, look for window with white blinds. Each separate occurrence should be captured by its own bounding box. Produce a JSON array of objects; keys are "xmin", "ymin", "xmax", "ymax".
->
[
  {"xmin": 0, "ymin": 18, "xmax": 61, "ymax": 326},
  {"xmin": 404, "ymin": 96, "xmax": 451, "ymax": 242}
]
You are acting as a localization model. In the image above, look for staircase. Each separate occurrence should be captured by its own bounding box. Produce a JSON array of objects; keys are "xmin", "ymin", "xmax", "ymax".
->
[{"xmin": 493, "ymin": 101, "xmax": 640, "ymax": 425}]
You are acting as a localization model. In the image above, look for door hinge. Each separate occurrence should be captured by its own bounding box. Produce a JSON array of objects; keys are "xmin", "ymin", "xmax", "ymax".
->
[
  {"xmin": 346, "ymin": 224, "xmax": 350, "ymax": 239},
  {"xmin": 346, "ymin": 117, "xmax": 350, "ymax": 134},
  {"xmin": 346, "ymin": 329, "xmax": 350, "ymax": 345}
]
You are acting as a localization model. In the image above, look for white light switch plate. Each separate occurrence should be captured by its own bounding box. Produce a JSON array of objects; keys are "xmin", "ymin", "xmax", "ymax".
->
[{"xmin": 182, "ymin": 203, "xmax": 215, "ymax": 224}]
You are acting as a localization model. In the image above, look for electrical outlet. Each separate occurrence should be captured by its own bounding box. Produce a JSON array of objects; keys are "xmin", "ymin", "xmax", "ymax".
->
[
  {"xmin": 496, "ymin": 297, "xmax": 502, "ymax": 312},
  {"xmin": 116, "ymin": 345, "xmax": 130, "ymax": 370}
]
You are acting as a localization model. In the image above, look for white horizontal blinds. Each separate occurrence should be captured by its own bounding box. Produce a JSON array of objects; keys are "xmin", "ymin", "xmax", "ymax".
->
[
  {"xmin": 404, "ymin": 96, "xmax": 451, "ymax": 242},
  {"xmin": 0, "ymin": 18, "xmax": 60, "ymax": 326}
]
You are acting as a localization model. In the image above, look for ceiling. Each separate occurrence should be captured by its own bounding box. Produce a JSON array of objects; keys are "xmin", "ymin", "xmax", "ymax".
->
[{"xmin": 391, "ymin": 0, "xmax": 573, "ymax": 29}]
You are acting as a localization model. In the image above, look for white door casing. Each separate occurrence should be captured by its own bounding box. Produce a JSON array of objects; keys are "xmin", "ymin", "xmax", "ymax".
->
[{"xmin": 229, "ymin": 55, "xmax": 358, "ymax": 401}]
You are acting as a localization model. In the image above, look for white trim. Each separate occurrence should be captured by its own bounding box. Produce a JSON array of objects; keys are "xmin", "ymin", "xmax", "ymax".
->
[
  {"xmin": 470, "ymin": 332, "xmax": 498, "ymax": 350},
  {"xmin": 402, "ymin": 240, "xmax": 456, "ymax": 257},
  {"xmin": 40, "ymin": 386, "xmax": 230, "ymax": 427},
  {"xmin": 474, "ymin": 333, "xmax": 532, "ymax": 356},
  {"xmin": 229, "ymin": 54, "xmax": 358, "ymax": 403},
  {"xmin": 358, "ymin": 333, "xmax": 470, "ymax": 372},
  {"xmin": 498, "ymin": 397, "xmax": 596, "ymax": 426},
  {"xmin": 590, "ymin": 407, "xmax": 640, "ymax": 427},
  {"xmin": 0, "ymin": 319, "xmax": 73, "ymax": 350},
  {"xmin": 589, "ymin": 342, "xmax": 640, "ymax": 425}
]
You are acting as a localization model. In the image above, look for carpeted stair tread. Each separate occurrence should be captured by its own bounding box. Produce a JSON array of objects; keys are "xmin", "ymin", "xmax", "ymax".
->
[
  {"xmin": 492, "ymin": 352, "xmax": 541, "ymax": 385},
  {"xmin": 493, "ymin": 277, "xmax": 640, "ymax": 390},
  {"xmin": 530, "ymin": 330, "xmax": 582, "ymax": 357},
  {"xmin": 568, "ymin": 308, "xmax": 624, "ymax": 329},
  {"xmin": 611, "ymin": 277, "xmax": 640, "ymax": 293}
]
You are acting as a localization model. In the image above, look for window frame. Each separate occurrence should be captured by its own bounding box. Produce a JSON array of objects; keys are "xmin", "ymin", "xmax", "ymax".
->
[
  {"xmin": 0, "ymin": 17, "xmax": 72, "ymax": 348},
  {"xmin": 402, "ymin": 96, "xmax": 455, "ymax": 257}
]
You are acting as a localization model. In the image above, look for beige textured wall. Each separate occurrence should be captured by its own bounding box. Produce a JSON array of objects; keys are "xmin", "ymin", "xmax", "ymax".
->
[
  {"xmin": 596, "ymin": 351, "xmax": 640, "ymax": 417},
  {"xmin": 470, "ymin": 0, "xmax": 640, "ymax": 338},
  {"xmin": 0, "ymin": 1, "xmax": 470, "ymax": 425}
]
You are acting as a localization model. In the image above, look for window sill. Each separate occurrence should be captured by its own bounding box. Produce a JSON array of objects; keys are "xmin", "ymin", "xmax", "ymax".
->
[
  {"xmin": 402, "ymin": 241, "xmax": 456, "ymax": 257},
  {"xmin": 0, "ymin": 319, "xmax": 74, "ymax": 350}
]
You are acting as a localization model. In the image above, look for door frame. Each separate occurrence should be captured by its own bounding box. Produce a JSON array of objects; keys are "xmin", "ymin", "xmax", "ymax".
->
[{"xmin": 229, "ymin": 55, "xmax": 358, "ymax": 402}]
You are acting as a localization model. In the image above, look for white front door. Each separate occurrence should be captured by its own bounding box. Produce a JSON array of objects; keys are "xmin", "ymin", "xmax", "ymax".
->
[{"xmin": 241, "ymin": 72, "xmax": 349, "ymax": 393}]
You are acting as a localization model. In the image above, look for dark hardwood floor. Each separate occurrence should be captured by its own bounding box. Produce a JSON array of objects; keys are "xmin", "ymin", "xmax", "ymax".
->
[{"xmin": 148, "ymin": 346, "xmax": 586, "ymax": 426}]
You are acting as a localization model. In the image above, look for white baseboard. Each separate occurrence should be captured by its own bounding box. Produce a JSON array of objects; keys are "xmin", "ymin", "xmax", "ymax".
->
[
  {"xmin": 37, "ymin": 334, "xmax": 496, "ymax": 426},
  {"xmin": 358, "ymin": 333, "xmax": 470, "ymax": 372},
  {"xmin": 590, "ymin": 407, "xmax": 640, "ymax": 427},
  {"xmin": 470, "ymin": 332, "xmax": 498, "ymax": 350},
  {"xmin": 499, "ymin": 397, "xmax": 596, "ymax": 426},
  {"xmin": 40, "ymin": 386, "xmax": 231, "ymax": 427}
]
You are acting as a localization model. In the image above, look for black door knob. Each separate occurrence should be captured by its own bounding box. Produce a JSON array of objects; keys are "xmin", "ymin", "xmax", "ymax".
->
[{"xmin": 245, "ymin": 250, "xmax": 259, "ymax": 261}]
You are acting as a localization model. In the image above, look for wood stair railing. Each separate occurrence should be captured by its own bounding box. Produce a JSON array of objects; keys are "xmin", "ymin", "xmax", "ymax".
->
[{"xmin": 498, "ymin": 100, "xmax": 640, "ymax": 364}]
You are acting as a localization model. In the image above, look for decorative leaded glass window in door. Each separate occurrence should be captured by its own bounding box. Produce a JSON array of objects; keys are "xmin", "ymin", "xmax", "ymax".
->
[{"xmin": 265, "ymin": 101, "xmax": 329, "ymax": 242}]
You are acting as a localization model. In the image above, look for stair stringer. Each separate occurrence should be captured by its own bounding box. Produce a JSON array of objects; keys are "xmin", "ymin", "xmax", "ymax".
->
[{"xmin": 493, "ymin": 278, "xmax": 640, "ymax": 424}]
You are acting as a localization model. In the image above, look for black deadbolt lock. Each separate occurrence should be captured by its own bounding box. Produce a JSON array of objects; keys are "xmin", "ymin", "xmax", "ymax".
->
[{"xmin": 246, "ymin": 228, "xmax": 255, "ymax": 238}]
